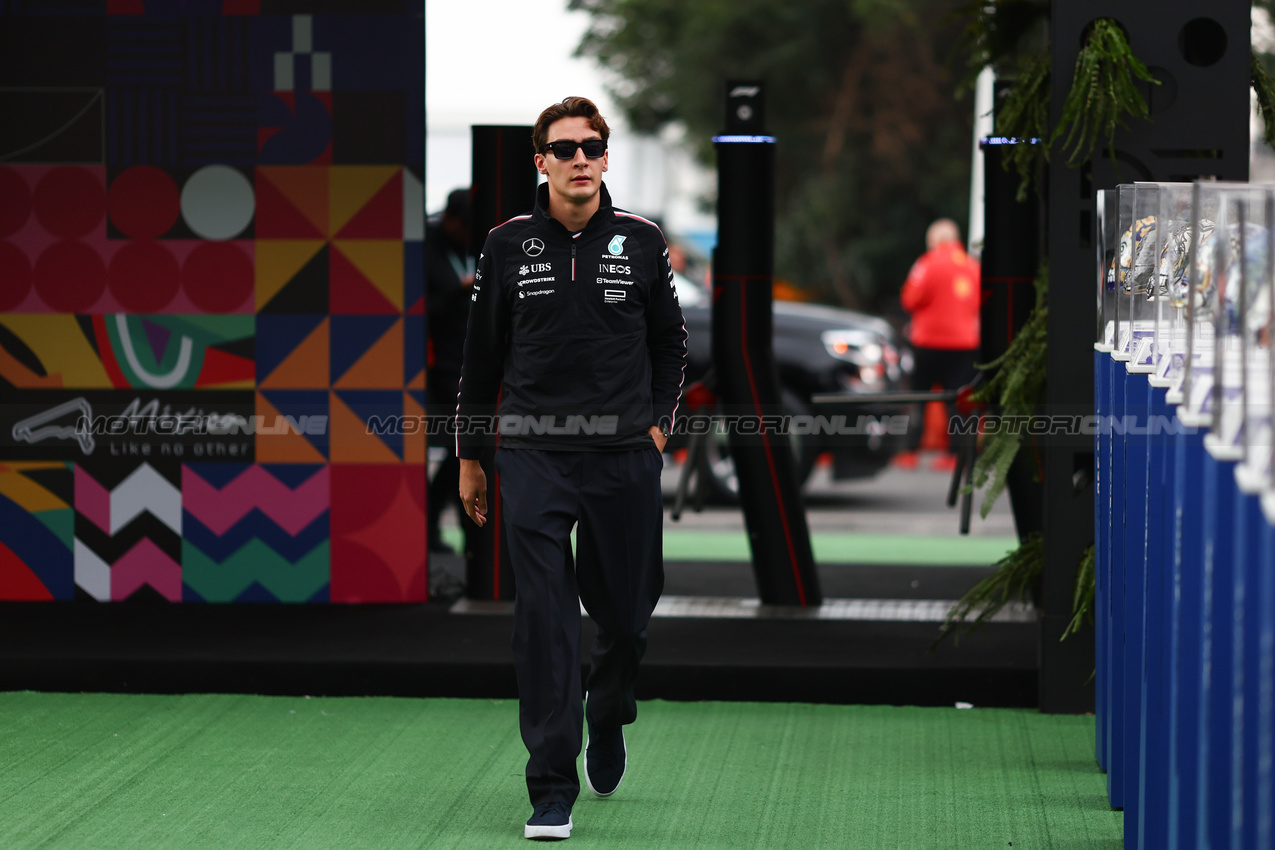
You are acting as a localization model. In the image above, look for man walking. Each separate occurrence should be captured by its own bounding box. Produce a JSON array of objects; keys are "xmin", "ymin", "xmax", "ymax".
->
[{"xmin": 455, "ymin": 96, "xmax": 686, "ymax": 840}]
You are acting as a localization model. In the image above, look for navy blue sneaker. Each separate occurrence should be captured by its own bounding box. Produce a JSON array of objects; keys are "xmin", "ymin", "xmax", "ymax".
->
[
  {"xmin": 583, "ymin": 711, "xmax": 627, "ymax": 797},
  {"xmin": 524, "ymin": 802, "xmax": 572, "ymax": 840}
]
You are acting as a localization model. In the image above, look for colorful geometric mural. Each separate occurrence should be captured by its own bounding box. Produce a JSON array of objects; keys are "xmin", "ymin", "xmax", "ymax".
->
[
  {"xmin": 0, "ymin": 462, "xmax": 74, "ymax": 601},
  {"xmin": 0, "ymin": 314, "xmax": 255, "ymax": 390},
  {"xmin": 0, "ymin": 1, "xmax": 427, "ymax": 604},
  {"xmin": 330, "ymin": 463, "xmax": 426, "ymax": 603},
  {"xmin": 182, "ymin": 463, "xmax": 329, "ymax": 602},
  {"xmin": 0, "ymin": 165, "xmax": 256, "ymax": 315}
]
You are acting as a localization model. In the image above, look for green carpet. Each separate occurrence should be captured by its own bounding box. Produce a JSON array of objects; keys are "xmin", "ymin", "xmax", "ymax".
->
[
  {"xmin": 441, "ymin": 527, "xmax": 1018, "ymax": 566},
  {"xmin": 0, "ymin": 693, "xmax": 1120, "ymax": 849}
]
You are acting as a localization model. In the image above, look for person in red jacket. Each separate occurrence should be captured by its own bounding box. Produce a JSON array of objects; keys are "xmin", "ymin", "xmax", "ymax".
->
[{"xmin": 900, "ymin": 218, "xmax": 980, "ymax": 461}]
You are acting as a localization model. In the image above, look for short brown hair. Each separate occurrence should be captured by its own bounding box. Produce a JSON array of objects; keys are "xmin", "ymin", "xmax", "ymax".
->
[{"xmin": 532, "ymin": 96, "xmax": 610, "ymax": 154}]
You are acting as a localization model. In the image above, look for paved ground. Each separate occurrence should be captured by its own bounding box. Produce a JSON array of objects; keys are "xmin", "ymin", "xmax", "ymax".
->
[
  {"xmin": 660, "ymin": 451, "xmax": 1018, "ymax": 538},
  {"xmin": 434, "ymin": 450, "xmax": 1019, "ymax": 541}
]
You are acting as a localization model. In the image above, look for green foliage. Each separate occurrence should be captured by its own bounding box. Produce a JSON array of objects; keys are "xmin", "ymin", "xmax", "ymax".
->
[
  {"xmin": 1064, "ymin": 544, "xmax": 1096, "ymax": 639},
  {"xmin": 958, "ymin": 11, "xmax": 1157, "ymax": 201},
  {"xmin": 948, "ymin": 1, "xmax": 1049, "ymax": 200},
  {"xmin": 949, "ymin": 0, "xmax": 1048, "ymax": 92},
  {"xmin": 569, "ymin": 0, "xmax": 972, "ymax": 311},
  {"xmin": 994, "ymin": 51, "xmax": 1050, "ymax": 200},
  {"xmin": 936, "ymin": 532, "xmax": 1042, "ymax": 646},
  {"xmin": 967, "ymin": 264, "xmax": 1047, "ymax": 519},
  {"xmin": 1052, "ymin": 19, "xmax": 1158, "ymax": 168},
  {"xmin": 1253, "ymin": 52, "xmax": 1275, "ymax": 152}
]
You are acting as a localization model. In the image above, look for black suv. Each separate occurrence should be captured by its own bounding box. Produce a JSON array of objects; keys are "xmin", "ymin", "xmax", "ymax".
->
[{"xmin": 670, "ymin": 272, "xmax": 912, "ymax": 498}]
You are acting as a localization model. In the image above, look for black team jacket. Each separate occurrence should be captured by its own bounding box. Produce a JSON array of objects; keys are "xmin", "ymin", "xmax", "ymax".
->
[{"xmin": 455, "ymin": 182, "xmax": 687, "ymax": 459}]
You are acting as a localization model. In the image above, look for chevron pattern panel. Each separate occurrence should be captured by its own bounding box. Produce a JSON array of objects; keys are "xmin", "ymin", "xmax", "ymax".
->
[
  {"xmin": 0, "ymin": 1, "xmax": 426, "ymax": 604},
  {"xmin": 74, "ymin": 460, "xmax": 182, "ymax": 601},
  {"xmin": 182, "ymin": 463, "xmax": 329, "ymax": 602}
]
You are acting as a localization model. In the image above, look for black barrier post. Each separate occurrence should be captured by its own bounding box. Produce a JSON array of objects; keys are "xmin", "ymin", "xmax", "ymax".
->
[
  {"xmin": 469, "ymin": 125, "xmax": 538, "ymax": 258},
  {"xmin": 979, "ymin": 138, "xmax": 1042, "ymax": 366},
  {"xmin": 462, "ymin": 125, "xmax": 538, "ymax": 600},
  {"xmin": 712, "ymin": 82, "xmax": 821, "ymax": 606},
  {"xmin": 980, "ymin": 137, "xmax": 1044, "ymax": 541}
]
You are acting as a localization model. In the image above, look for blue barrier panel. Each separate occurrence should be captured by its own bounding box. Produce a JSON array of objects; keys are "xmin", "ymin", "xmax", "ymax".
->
[
  {"xmin": 1106, "ymin": 353, "xmax": 1121, "ymax": 779},
  {"xmin": 1235, "ymin": 484, "xmax": 1262, "ymax": 850},
  {"xmin": 1200, "ymin": 449, "xmax": 1238, "ymax": 850},
  {"xmin": 1111, "ymin": 360, "xmax": 1128, "ymax": 809},
  {"xmin": 1170, "ymin": 429, "xmax": 1206, "ymax": 848},
  {"xmin": 1124, "ymin": 368, "xmax": 1152, "ymax": 844},
  {"xmin": 1156, "ymin": 392, "xmax": 1180, "ymax": 845},
  {"xmin": 1138, "ymin": 382, "xmax": 1172, "ymax": 849},
  {"xmin": 1168, "ymin": 425, "xmax": 1187, "ymax": 850},
  {"xmin": 1259, "ymin": 515, "xmax": 1275, "ymax": 849},
  {"xmin": 1096, "ymin": 348, "xmax": 1109, "ymax": 771}
]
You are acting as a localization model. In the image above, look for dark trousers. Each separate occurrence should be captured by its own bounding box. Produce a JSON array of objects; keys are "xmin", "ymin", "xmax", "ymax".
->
[
  {"xmin": 908, "ymin": 346, "xmax": 978, "ymax": 451},
  {"xmin": 494, "ymin": 446, "xmax": 665, "ymax": 807}
]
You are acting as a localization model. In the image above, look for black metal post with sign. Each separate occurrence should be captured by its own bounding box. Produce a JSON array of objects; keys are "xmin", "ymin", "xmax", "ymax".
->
[
  {"xmin": 980, "ymin": 137, "xmax": 1044, "ymax": 541},
  {"xmin": 712, "ymin": 82, "xmax": 821, "ymax": 606}
]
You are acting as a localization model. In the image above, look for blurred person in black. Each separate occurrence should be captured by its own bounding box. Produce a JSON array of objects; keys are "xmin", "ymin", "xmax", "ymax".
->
[
  {"xmin": 425, "ymin": 187, "xmax": 473, "ymax": 554},
  {"xmin": 455, "ymin": 96, "xmax": 686, "ymax": 840}
]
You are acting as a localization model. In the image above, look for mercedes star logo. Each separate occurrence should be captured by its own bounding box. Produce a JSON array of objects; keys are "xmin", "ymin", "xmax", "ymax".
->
[{"xmin": 522, "ymin": 238, "xmax": 545, "ymax": 257}]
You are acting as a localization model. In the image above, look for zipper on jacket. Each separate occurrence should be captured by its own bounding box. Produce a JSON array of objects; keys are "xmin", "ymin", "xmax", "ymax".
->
[{"xmin": 571, "ymin": 241, "xmax": 576, "ymax": 282}]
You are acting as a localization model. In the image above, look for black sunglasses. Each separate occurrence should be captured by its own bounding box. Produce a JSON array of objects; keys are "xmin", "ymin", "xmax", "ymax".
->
[{"xmin": 540, "ymin": 139, "xmax": 607, "ymax": 160}]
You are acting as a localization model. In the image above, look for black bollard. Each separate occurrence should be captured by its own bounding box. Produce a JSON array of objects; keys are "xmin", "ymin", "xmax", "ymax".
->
[
  {"xmin": 979, "ymin": 138, "xmax": 1041, "ymax": 366},
  {"xmin": 460, "ymin": 125, "xmax": 538, "ymax": 600},
  {"xmin": 979, "ymin": 137, "xmax": 1044, "ymax": 541},
  {"xmin": 712, "ymin": 82, "xmax": 821, "ymax": 606}
]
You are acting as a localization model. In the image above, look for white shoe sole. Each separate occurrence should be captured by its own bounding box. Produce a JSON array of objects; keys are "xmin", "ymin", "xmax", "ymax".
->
[
  {"xmin": 524, "ymin": 816, "xmax": 572, "ymax": 840},
  {"xmin": 583, "ymin": 729, "xmax": 626, "ymax": 798}
]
